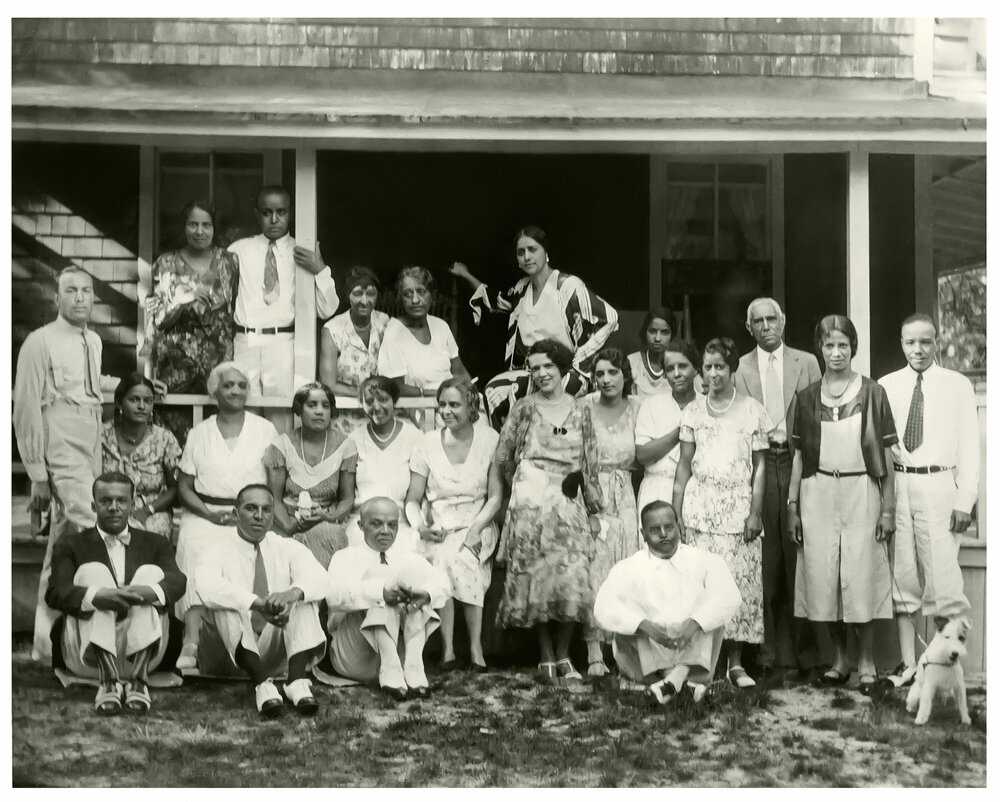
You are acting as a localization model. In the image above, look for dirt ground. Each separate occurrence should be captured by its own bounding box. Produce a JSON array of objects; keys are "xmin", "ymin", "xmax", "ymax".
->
[{"xmin": 10, "ymin": 650, "xmax": 986, "ymax": 788}]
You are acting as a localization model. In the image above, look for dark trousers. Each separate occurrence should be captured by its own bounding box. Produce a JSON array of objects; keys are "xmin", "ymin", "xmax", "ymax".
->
[{"xmin": 761, "ymin": 448, "xmax": 819, "ymax": 669}]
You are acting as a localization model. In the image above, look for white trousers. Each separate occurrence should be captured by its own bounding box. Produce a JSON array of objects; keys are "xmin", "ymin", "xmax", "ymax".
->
[
  {"xmin": 613, "ymin": 628, "xmax": 723, "ymax": 685},
  {"xmin": 233, "ymin": 332, "xmax": 296, "ymax": 398},
  {"xmin": 891, "ymin": 471, "xmax": 970, "ymax": 617},
  {"xmin": 60, "ymin": 562, "xmax": 169, "ymax": 679}
]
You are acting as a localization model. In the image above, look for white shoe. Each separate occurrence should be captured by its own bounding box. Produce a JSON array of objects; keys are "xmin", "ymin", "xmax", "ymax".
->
[
  {"xmin": 255, "ymin": 678, "xmax": 284, "ymax": 718},
  {"xmin": 176, "ymin": 644, "xmax": 198, "ymax": 670},
  {"xmin": 689, "ymin": 682, "xmax": 708, "ymax": 704},
  {"xmin": 283, "ymin": 678, "xmax": 319, "ymax": 716}
]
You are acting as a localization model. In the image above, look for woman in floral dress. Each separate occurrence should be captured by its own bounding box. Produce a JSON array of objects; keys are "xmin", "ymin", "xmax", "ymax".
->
[
  {"xmin": 673, "ymin": 337, "xmax": 769, "ymax": 688},
  {"xmin": 405, "ymin": 377, "xmax": 502, "ymax": 672},
  {"xmin": 101, "ymin": 372, "xmax": 182, "ymax": 540},
  {"xmin": 145, "ymin": 200, "xmax": 238, "ymax": 394},
  {"xmin": 580, "ymin": 348, "xmax": 642, "ymax": 677},
  {"xmin": 494, "ymin": 339, "xmax": 605, "ymax": 684},
  {"xmin": 265, "ymin": 382, "xmax": 357, "ymax": 569}
]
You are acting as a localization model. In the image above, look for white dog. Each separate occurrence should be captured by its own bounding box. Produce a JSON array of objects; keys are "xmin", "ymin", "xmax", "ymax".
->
[{"xmin": 906, "ymin": 615, "xmax": 972, "ymax": 725}]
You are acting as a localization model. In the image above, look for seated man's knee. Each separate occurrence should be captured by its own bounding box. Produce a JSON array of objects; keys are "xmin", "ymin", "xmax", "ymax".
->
[
  {"xmin": 130, "ymin": 564, "xmax": 165, "ymax": 587},
  {"xmin": 74, "ymin": 561, "xmax": 116, "ymax": 588}
]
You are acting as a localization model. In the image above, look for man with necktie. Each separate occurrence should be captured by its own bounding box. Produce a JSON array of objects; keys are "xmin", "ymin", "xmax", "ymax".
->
[
  {"xmin": 195, "ymin": 484, "xmax": 328, "ymax": 718},
  {"xmin": 734, "ymin": 297, "xmax": 822, "ymax": 678},
  {"xmin": 228, "ymin": 185, "xmax": 340, "ymax": 401},
  {"xmin": 325, "ymin": 497, "xmax": 448, "ymax": 702},
  {"xmin": 45, "ymin": 471, "xmax": 186, "ymax": 716},
  {"xmin": 879, "ymin": 313, "xmax": 979, "ymax": 688},
  {"xmin": 14, "ymin": 266, "xmax": 130, "ymax": 662}
]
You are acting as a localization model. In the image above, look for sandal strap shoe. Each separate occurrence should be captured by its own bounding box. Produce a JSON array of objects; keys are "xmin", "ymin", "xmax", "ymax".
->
[
  {"xmin": 537, "ymin": 661, "xmax": 557, "ymax": 681},
  {"xmin": 94, "ymin": 682, "xmax": 124, "ymax": 716},
  {"xmin": 728, "ymin": 667, "xmax": 757, "ymax": 688},
  {"xmin": 555, "ymin": 658, "xmax": 582, "ymax": 680},
  {"xmin": 124, "ymin": 682, "xmax": 151, "ymax": 715}
]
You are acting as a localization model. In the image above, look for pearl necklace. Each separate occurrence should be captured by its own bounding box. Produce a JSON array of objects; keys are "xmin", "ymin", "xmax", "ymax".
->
[
  {"xmin": 299, "ymin": 428, "xmax": 330, "ymax": 468},
  {"xmin": 369, "ymin": 419, "xmax": 398, "ymax": 445},
  {"xmin": 534, "ymin": 393, "xmax": 568, "ymax": 408},
  {"xmin": 707, "ymin": 388, "xmax": 737, "ymax": 415},
  {"xmin": 642, "ymin": 350, "xmax": 664, "ymax": 379}
]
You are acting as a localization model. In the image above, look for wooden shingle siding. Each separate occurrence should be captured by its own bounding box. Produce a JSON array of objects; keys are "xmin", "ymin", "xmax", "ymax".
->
[{"xmin": 12, "ymin": 18, "xmax": 916, "ymax": 81}]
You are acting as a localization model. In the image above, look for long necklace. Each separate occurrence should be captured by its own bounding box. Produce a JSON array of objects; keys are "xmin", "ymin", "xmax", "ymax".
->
[
  {"xmin": 706, "ymin": 388, "xmax": 737, "ymax": 415},
  {"xmin": 117, "ymin": 421, "xmax": 148, "ymax": 447},
  {"xmin": 642, "ymin": 350, "xmax": 664, "ymax": 379},
  {"xmin": 822, "ymin": 372, "xmax": 853, "ymax": 422},
  {"xmin": 369, "ymin": 419, "xmax": 398, "ymax": 445},
  {"xmin": 299, "ymin": 428, "xmax": 330, "ymax": 468}
]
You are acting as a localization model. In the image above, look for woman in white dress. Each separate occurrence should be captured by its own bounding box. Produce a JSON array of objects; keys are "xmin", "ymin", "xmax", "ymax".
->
[
  {"xmin": 377, "ymin": 266, "xmax": 472, "ymax": 399},
  {"xmin": 404, "ymin": 378, "xmax": 503, "ymax": 672},
  {"xmin": 343, "ymin": 375, "xmax": 423, "ymax": 549},
  {"xmin": 265, "ymin": 382, "xmax": 356, "ymax": 569},
  {"xmin": 635, "ymin": 339, "xmax": 701, "ymax": 517},
  {"xmin": 174, "ymin": 362, "xmax": 278, "ymax": 669},
  {"xmin": 627, "ymin": 308, "xmax": 674, "ymax": 400}
]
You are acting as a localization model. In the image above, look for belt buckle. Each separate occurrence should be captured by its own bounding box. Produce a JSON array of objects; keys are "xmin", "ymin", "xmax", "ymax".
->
[{"xmin": 831, "ymin": 469, "xmax": 841, "ymax": 479}]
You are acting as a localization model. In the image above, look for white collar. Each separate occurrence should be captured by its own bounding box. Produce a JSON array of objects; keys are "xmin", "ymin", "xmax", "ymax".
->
[
  {"xmin": 97, "ymin": 525, "xmax": 130, "ymax": 542},
  {"xmin": 907, "ymin": 362, "xmax": 939, "ymax": 382},
  {"xmin": 757, "ymin": 343, "xmax": 784, "ymax": 364}
]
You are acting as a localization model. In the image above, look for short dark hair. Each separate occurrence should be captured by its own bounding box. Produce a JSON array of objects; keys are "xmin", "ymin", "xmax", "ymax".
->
[
  {"xmin": 592, "ymin": 347, "xmax": 634, "ymax": 398},
  {"xmin": 344, "ymin": 265, "xmax": 380, "ymax": 296},
  {"xmin": 93, "ymin": 470, "xmax": 135, "ymax": 497},
  {"xmin": 57, "ymin": 265, "xmax": 94, "ymax": 287},
  {"xmin": 663, "ymin": 338, "xmax": 702, "ymax": 372},
  {"xmin": 815, "ymin": 315, "xmax": 858, "ymax": 358},
  {"xmin": 395, "ymin": 265, "xmax": 435, "ymax": 300},
  {"xmin": 901, "ymin": 312, "xmax": 937, "ymax": 335},
  {"xmin": 515, "ymin": 225, "xmax": 549, "ymax": 253},
  {"xmin": 256, "ymin": 184, "xmax": 290, "ymax": 208},
  {"xmin": 640, "ymin": 500, "xmax": 677, "ymax": 528},
  {"xmin": 236, "ymin": 484, "xmax": 274, "ymax": 505},
  {"xmin": 292, "ymin": 381, "xmax": 337, "ymax": 416},
  {"xmin": 526, "ymin": 338, "xmax": 574, "ymax": 379},
  {"xmin": 360, "ymin": 374, "xmax": 400, "ymax": 405},
  {"xmin": 638, "ymin": 307, "xmax": 673, "ymax": 345},
  {"xmin": 437, "ymin": 377, "xmax": 481, "ymax": 423},
  {"xmin": 113, "ymin": 372, "xmax": 157, "ymax": 415},
  {"xmin": 180, "ymin": 199, "xmax": 217, "ymax": 231},
  {"xmin": 703, "ymin": 337, "xmax": 740, "ymax": 373}
]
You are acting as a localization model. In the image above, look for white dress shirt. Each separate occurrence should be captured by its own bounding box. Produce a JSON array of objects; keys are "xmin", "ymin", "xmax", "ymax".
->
[
  {"xmin": 879, "ymin": 363, "xmax": 980, "ymax": 513},
  {"xmin": 594, "ymin": 544, "xmax": 742, "ymax": 636},
  {"xmin": 80, "ymin": 526, "xmax": 167, "ymax": 611},
  {"xmin": 326, "ymin": 543, "xmax": 448, "ymax": 614},
  {"xmin": 757, "ymin": 343, "xmax": 786, "ymax": 441},
  {"xmin": 228, "ymin": 233, "xmax": 339, "ymax": 328},
  {"xmin": 196, "ymin": 529, "xmax": 330, "ymax": 612}
]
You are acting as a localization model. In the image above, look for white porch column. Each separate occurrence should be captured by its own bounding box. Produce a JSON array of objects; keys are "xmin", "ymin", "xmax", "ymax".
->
[
  {"xmin": 846, "ymin": 150, "xmax": 871, "ymax": 375},
  {"xmin": 293, "ymin": 146, "xmax": 318, "ymax": 389},
  {"xmin": 137, "ymin": 145, "xmax": 155, "ymax": 375}
]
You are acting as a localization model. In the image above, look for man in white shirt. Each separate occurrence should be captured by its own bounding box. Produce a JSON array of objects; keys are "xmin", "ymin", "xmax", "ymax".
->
[
  {"xmin": 228, "ymin": 185, "xmax": 340, "ymax": 399},
  {"xmin": 14, "ymin": 266, "xmax": 131, "ymax": 662},
  {"xmin": 45, "ymin": 472, "xmax": 186, "ymax": 716},
  {"xmin": 195, "ymin": 484, "xmax": 328, "ymax": 719},
  {"xmin": 326, "ymin": 497, "xmax": 448, "ymax": 702},
  {"xmin": 594, "ymin": 501, "xmax": 741, "ymax": 704},
  {"xmin": 879, "ymin": 313, "xmax": 979, "ymax": 687},
  {"xmin": 733, "ymin": 296, "xmax": 822, "ymax": 677}
]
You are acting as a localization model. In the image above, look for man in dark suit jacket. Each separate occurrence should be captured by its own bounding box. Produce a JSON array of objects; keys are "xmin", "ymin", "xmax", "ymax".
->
[
  {"xmin": 46, "ymin": 470, "xmax": 186, "ymax": 716},
  {"xmin": 734, "ymin": 298, "xmax": 822, "ymax": 677}
]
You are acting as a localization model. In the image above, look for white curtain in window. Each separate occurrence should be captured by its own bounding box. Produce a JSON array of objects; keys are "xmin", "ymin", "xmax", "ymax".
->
[
  {"xmin": 726, "ymin": 185, "xmax": 768, "ymax": 260},
  {"xmin": 664, "ymin": 186, "xmax": 701, "ymax": 259}
]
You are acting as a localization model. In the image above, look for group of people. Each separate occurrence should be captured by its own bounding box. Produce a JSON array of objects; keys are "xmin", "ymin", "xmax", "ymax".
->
[{"xmin": 13, "ymin": 183, "xmax": 980, "ymax": 718}]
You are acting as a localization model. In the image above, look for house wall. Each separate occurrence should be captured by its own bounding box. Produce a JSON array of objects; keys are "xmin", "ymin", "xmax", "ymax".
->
[{"xmin": 12, "ymin": 18, "xmax": 916, "ymax": 80}]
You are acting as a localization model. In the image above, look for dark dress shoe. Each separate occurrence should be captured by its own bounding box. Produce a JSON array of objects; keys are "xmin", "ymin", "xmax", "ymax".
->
[
  {"xmin": 294, "ymin": 696, "xmax": 320, "ymax": 716},
  {"xmin": 470, "ymin": 662, "xmax": 488, "ymax": 674},
  {"xmin": 410, "ymin": 687, "xmax": 431, "ymax": 700},
  {"xmin": 819, "ymin": 668, "xmax": 851, "ymax": 687},
  {"xmin": 381, "ymin": 685, "xmax": 407, "ymax": 702},
  {"xmin": 440, "ymin": 660, "xmax": 459, "ymax": 672},
  {"xmin": 260, "ymin": 699, "xmax": 284, "ymax": 719}
]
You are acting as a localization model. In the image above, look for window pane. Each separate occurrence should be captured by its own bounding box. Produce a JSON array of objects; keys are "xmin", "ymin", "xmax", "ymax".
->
[
  {"xmin": 667, "ymin": 162, "xmax": 714, "ymax": 183},
  {"xmin": 719, "ymin": 163, "xmax": 767, "ymax": 184},
  {"xmin": 664, "ymin": 185, "xmax": 714, "ymax": 259},
  {"xmin": 720, "ymin": 184, "xmax": 769, "ymax": 260}
]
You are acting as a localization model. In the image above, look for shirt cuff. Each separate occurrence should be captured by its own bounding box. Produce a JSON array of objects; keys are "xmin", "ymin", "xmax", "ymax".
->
[
  {"xmin": 151, "ymin": 584, "xmax": 166, "ymax": 607},
  {"xmin": 315, "ymin": 265, "xmax": 335, "ymax": 286},
  {"xmin": 362, "ymin": 577, "xmax": 386, "ymax": 607},
  {"xmin": 24, "ymin": 461, "xmax": 49, "ymax": 483},
  {"xmin": 81, "ymin": 586, "xmax": 99, "ymax": 612}
]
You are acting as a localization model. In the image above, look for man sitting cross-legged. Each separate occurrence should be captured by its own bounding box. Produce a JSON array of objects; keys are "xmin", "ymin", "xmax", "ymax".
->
[
  {"xmin": 326, "ymin": 497, "xmax": 448, "ymax": 702},
  {"xmin": 195, "ymin": 484, "xmax": 327, "ymax": 719},
  {"xmin": 594, "ymin": 500, "xmax": 742, "ymax": 704},
  {"xmin": 45, "ymin": 470, "xmax": 186, "ymax": 716}
]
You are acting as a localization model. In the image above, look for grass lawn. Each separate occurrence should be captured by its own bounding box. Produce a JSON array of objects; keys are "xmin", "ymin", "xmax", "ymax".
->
[{"xmin": 11, "ymin": 650, "xmax": 986, "ymax": 788}]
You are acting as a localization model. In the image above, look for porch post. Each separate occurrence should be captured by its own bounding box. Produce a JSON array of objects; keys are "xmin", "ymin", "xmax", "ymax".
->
[
  {"xmin": 913, "ymin": 155, "xmax": 935, "ymax": 319},
  {"xmin": 293, "ymin": 146, "xmax": 318, "ymax": 389},
  {"xmin": 648, "ymin": 155, "xmax": 668, "ymax": 307},
  {"xmin": 137, "ymin": 144, "xmax": 156, "ymax": 376},
  {"xmin": 846, "ymin": 150, "xmax": 871, "ymax": 375}
]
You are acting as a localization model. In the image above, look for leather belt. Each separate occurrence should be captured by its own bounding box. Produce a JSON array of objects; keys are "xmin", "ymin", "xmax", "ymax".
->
[
  {"xmin": 240, "ymin": 324, "xmax": 294, "ymax": 335},
  {"xmin": 893, "ymin": 464, "xmax": 953, "ymax": 475},
  {"xmin": 816, "ymin": 468, "xmax": 867, "ymax": 478},
  {"xmin": 196, "ymin": 492, "xmax": 237, "ymax": 506}
]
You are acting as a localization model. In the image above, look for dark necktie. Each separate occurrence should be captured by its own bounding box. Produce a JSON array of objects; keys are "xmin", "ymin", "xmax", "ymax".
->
[
  {"xmin": 380, "ymin": 552, "xmax": 388, "ymax": 565},
  {"xmin": 251, "ymin": 543, "xmax": 269, "ymax": 634},
  {"xmin": 262, "ymin": 241, "xmax": 279, "ymax": 305},
  {"xmin": 903, "ymin": 373, "xmax": 924, "ymax": 452}
]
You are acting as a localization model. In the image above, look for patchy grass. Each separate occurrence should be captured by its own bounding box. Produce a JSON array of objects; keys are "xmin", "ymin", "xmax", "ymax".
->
[{"xmin": 10, "ymin": 653, "xmax": 986, "ymax": 787}]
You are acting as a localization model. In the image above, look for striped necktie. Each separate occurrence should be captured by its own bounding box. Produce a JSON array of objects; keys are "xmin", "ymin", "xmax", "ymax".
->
[
  {"xmin": 903, "ymin": 373, "xmax": 924, "ymax": 452},
  {"xmin": 380, "ymin": 552, "xmax": 388, "ymax": 565},
  {"xmin": 251, "ymin": 543, "xmax": 269, "ymax": 634},
  {"xmin": 262, "ymin": 241, "xmax": 280, "ymax": 305}
]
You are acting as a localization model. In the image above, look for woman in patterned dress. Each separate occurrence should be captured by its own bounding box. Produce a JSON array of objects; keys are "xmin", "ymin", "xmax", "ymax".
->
[
  {"xmin": 580, "ymin": 348, "xmax": 642, "ymax": 677},
  {"xmin": 673, "ymin": 337, "xmax": 768, "ymax": 688},
  {"xmin": 787, "ymin": 315, "xmax": 897, "ymax": 695},
  {"xmin": 265, "ymin": 382, "xmax": 356, "ymax": 569},
  {"xmin": 101, "ymin": 372, "xmax": 182, "ymax": 540},
  {"xmin": 145, "ymin": 200, "xmax": 238, "ymax": 394},
  {"xmin": 404, "ymin": 378, "xmax": 502, "ymax": 672},
  {"xmin": 174, "ymin": 362, "xmax": 278, "ymax": 670},
  {"xmin": 319, "ymin": 266, "xmax": 390, "ymax": 434},
  {"xmin": 494, "ymin": 339, "xmax": 605, "ymax": 684}
]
